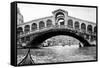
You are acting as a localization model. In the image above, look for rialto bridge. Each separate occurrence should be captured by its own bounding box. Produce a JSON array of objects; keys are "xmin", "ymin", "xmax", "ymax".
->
[{"xmin": 17, "ymin": 9, "xmax": 97, "ymax": 47}]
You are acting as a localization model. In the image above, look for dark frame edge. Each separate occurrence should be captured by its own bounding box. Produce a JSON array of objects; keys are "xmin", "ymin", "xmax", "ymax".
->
[
  {"xmin": 96, "ymin": 6, "xmax": 98, "ymax": 61},
  {"xmin": 11, "ymin": 2, "xmax": 17, "ymax": 66},
  {"xmin": 15, "ymin": 1, "xmax": 97, "ymax": 8}
]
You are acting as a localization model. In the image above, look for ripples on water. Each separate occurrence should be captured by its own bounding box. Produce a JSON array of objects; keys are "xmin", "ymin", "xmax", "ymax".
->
[{"xmin": 17, "ymin": 46, "xmax": 96, "ymax": 64}]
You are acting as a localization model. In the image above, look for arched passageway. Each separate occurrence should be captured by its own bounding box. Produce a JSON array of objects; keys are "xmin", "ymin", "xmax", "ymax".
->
[
  {"xmin": 55, "ymin": 12, "xmax": 65, "ymax": 26},
  {"xmin": 31, "ymin": 23, "xmax": 37, "ymax": 31},
  {"xmin": 55, "ymin": 12, "xmax": 65, "ymax": 19},
  {"xmin": 17, "ymin": 27, "xmax": 23, "ymax": 35},
  {"xmin": 29, "ymin": 29, "xmax": 90, "ymax": 47},
  {"xmin": 39, "ymin": 21, "xmax": 45, "ymax": 29},
  {"xmin": 68, "ymin": 19, "xmax": 73, "ymax": 28},
  {"xmin": 87, "ymin": 25, "xmax": 92, "ymax": 34},
  {"xmin": 24, "ymin": 25, "xmax": 30, "ymax": 33},
  {"xmin": 46, "ymin": 19, "xmax": 52, "ymax": 27},
  {"xmin": 75, "ymin": 21, "xmax": 80, "ymax": 30},
  {"xmin": 57, "ymin": 18, "xmax": 65, "ymax": 25},
  {"xmin": 81, "ymin": 23, "xmax": 86, "ymax": 33}
]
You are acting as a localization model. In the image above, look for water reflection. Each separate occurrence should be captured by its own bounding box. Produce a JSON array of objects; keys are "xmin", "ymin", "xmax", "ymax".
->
[
  {"xmin": 17, "ymin": 46, "xmax": 96, "ymax": 64},
  {"xmin": 30, "ymin": 46, "xmax": 96, "ymax": 63},
  {"xmin": 17, "ymin": 35, "xmax": 96, "ymax": 64}
]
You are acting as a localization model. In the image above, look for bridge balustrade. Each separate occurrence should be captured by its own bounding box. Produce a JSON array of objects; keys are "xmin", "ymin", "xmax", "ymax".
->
[
  {"xmin": 17, "ymin": 25, "xmax": 74, "ymax": 38},
  {"xmin": 17, "ymin": 24, "xmax": 96, "ymax": 40}
]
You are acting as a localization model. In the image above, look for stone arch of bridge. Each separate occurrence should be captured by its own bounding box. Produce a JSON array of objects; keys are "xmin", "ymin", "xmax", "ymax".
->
[{"xmin": 28, "ymin": 29, "xmax": 91, "ymax": 47}]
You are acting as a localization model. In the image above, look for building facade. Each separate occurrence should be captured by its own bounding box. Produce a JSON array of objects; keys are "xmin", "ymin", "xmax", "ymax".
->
[{"xmin": 17, "ymin": 8, "xmax": 24, "ymax": 25}]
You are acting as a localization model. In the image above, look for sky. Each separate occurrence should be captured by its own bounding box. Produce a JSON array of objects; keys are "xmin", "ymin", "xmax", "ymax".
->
[{"xmin": 18, "ymin": 3, "xmax": 96, "ymax": 23}]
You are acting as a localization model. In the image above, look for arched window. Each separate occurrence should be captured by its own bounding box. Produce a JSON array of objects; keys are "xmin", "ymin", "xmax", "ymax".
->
[
  {"xmin": 17, "ymin": 27, "xmax": 23, "ymax": 35},
  {"xmin": 55, "ymin": 12, "xmax": 65, "ymax": 26},
  {"xmin": 75, "ymin": 21, "xmax": 79, "ymax": 29},
  {"xmin": 55, "ymin": 12, "xmax": 64, "ymax": 19},
  {"xmin": 94, "ymin": 26, "xmax": 97, "ymax": 34},
  {"xmin": 39, "ymin": 21, "xmax": 45, "ymax": 29},
  {"xmin": 24, "ymin": 25, "xmax": 30, "ymax": 33},
  {"xmin": 31, "ymin": 23, "xmax": 37, "ymax": 31},
  {"xmin": 46, "ymin": 19, "xmax": 52, "ymax": 27},
  {"xmin": 87, "ymin": 25, "xmax": 92, "ymax": 33},
  {"xmin": 81, "ymin": 23, "xmax": 86, "ymax": 32},
  {"xmin": 58, "ymin": 18, "xmax": 64, "ymax": 25},
  {"xmin": 68, "ymin": 19, "xmax": 73, "ymax": 28}
]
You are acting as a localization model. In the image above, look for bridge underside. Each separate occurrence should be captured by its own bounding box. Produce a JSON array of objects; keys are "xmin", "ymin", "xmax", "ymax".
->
[{"xmin": 23, "ymin": 28, "xmax": 96, "ymax": 48}]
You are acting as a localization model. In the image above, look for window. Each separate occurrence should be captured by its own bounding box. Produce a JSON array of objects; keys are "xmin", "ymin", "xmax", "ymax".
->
[
  {"xmin": 46, "ymin": 19, "xmax": 52, "ymax": 27},
  {"xmin": 31, "ymin": 23, "xmax": 37, "ymax": 31},
  {"xmin": 87, "ymin": 25, "xmax": 92, "ymax": 34},
  {"xmin": 17, "ymin": 27, "xmax": 23, "ymax": 35},
  {"xmin": 75, "ymin": 21, "xmax": 79, "ymax": 29},
  {"xmin": 81, "ymin": 23, "xmax": 86, "ymax": 32},
  {"xmin": 24, "ymin": 25, "xmax": 30, "ymax": 33},
  {"xmin": 55, "ymin": 12, "xmax": 64, "ymax": 18},
  {"xmin": 58, "ymin": 18, "xmax": 64, "ymax": 25},
  {"xmin": 39, "ymin": 21, "xmax": 45, "ymax": 29},
  {"xmin": 68, "ymin": 19, "xmax": 73, "ymax": 28}
]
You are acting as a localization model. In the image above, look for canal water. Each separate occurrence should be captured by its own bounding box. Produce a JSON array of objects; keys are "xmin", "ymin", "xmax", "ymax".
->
[{"xmin": 17, "ymin": 46, "xmax": 96, "ymax": 64}]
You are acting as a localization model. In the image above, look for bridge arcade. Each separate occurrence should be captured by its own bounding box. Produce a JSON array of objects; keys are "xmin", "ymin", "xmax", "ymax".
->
[{"xmin": 17, "ymin": 9, "xmax": 97, "ymax": 47}]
